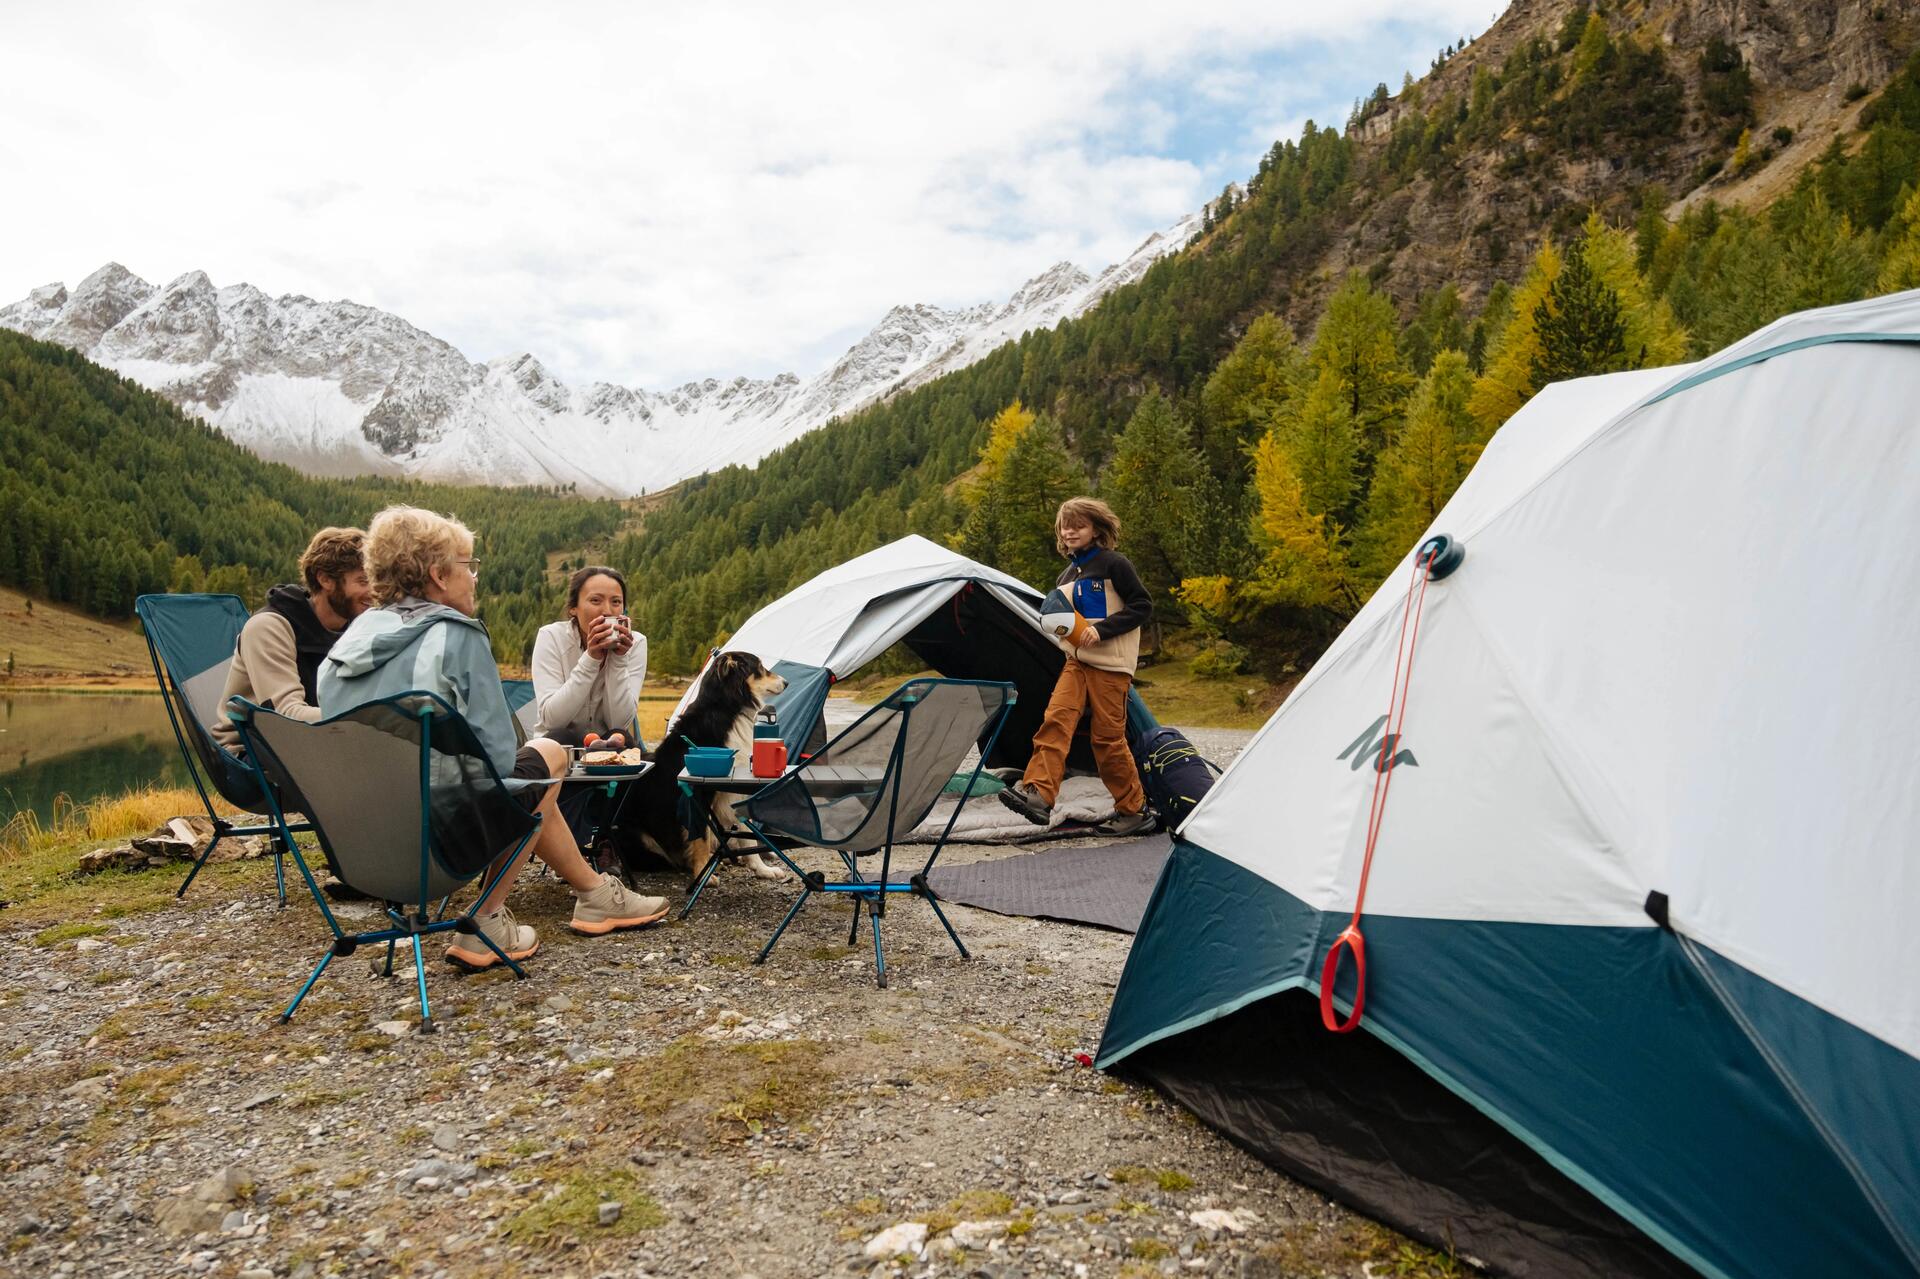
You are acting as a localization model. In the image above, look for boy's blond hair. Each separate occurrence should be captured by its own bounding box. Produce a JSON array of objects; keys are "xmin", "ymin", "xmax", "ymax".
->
[
  {"xmin": 364, "ymin": 506, "xmax": 474, "ymax": 605},
  {"xmin": 1054, "ymin": 497, "xmax": 1121, "ymax": 557}
]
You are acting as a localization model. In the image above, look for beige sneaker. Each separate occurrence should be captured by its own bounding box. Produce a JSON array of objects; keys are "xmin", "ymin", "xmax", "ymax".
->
[
  {"xmin": 571, "ymin": 875, "xmax": 670, "ymax": 935},
  {"xmin": 446, "ymin": 907, "xmax": 539, "ymax": 971}
]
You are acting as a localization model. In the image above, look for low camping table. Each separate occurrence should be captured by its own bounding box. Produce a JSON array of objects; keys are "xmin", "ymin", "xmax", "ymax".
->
[
  {"xmin": 676, "ymin": 764, "xmax": 888, "ymax": 919},
  {"xmin": 560, "ymin": 761, "xmax": 653, "ymax": 863}
]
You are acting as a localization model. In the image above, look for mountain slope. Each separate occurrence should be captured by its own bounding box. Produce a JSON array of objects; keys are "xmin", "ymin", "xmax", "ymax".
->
[{"xmin": 0, "ymin": 215, "xmax": 1197, "ymax": 498}]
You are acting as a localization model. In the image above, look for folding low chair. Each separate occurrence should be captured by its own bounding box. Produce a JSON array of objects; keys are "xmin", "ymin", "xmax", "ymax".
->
[
  {"xmin": 228, "ymin": 691, "xmax": 553, "ymax": 1029},
  {"xmin": 134, "ymin": 593, "xmax": 311, "ymax": 904},
  {"xmin": 500, "ymin": 677, "xmax": 540, "ymax": 747},
  {"xmin": 745, "ymin": 678, "xmax": 1016, "ymax": 987}
]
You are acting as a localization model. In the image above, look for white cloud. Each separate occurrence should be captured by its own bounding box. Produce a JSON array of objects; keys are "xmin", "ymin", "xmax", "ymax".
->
[{"xmin": 0, "ymin": 0, "xmax": 1490, "ymax": 387}]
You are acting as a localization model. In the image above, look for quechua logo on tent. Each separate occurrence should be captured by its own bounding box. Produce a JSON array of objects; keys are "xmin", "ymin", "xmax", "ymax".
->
[{"xmin": 1338, "ymin": 715, "xmax": 1417, "ymax": 773}]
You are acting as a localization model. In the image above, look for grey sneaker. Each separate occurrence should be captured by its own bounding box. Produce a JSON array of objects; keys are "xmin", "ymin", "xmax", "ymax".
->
[
  {"xmin": 446, "ymin": 907, "xmax": 539, "ymax": 971},
  {"xmin": 570, "ymin": 875, "xmax": 670, "ymax": 935},
  {"xmin": 997, "ymin": 781, "xmax": 1052, "ymax": 826},
  {"xmin": 1094, "ymin": 808, "xmax": 1156, "ymax": 838}
]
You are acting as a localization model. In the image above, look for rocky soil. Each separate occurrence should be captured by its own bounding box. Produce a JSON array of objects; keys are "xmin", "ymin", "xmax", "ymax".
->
[{"xmin": 0, "ymin": 728, "xmax": 1444, "ymax": 1279}]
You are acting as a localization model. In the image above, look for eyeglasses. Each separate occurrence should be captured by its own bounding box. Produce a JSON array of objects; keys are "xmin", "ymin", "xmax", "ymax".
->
[{"xmin": 458, "ymin": 558, "xmax": 482, "ymax": 578}]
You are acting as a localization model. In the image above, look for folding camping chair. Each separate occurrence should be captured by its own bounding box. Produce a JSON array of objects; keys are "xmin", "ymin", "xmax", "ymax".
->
[
  {"xmin": 228, "ymin": 691, "xmax": 553, "ymax": 1028},
  {"xmin": 134, "ymin": 593, "xmax": 311, "ymax": 904},
  {"xmin": 745, "ymin": 678, "xmax": 1016, "ymax": 987}
]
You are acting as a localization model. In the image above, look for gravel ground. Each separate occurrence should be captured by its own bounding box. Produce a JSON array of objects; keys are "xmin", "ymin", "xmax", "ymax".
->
[{"xmin": 0, "ymin": 719, "xmax": 1434, "ymax": 1279}]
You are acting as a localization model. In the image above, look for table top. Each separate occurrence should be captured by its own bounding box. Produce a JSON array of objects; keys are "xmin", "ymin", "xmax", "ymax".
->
[{"xmin": 678, "ymin": 763, "xmax": 889, "ymax": 794}]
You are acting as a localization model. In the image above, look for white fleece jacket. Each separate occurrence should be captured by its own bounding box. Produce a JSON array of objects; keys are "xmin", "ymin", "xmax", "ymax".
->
[{"xmin": 529, "ymin": 619, "xmax": 647, "ymax": 742}]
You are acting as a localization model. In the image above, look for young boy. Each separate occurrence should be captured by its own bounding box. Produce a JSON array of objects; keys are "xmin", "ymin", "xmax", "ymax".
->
[{"xmin": 999, "ymin": 497, "xmax": 1153, "ymax": 836}]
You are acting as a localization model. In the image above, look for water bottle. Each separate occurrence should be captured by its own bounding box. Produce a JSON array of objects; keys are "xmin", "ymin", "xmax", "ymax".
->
[{"xmin": 751, "ymin": 705, "xmax": 787, "ymax": 777}]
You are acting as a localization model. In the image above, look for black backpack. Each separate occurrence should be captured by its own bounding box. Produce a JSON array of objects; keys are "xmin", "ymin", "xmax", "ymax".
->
[{"xmin": 1133, "ymin": 726, "xmax": 1222, "ymax": 831}]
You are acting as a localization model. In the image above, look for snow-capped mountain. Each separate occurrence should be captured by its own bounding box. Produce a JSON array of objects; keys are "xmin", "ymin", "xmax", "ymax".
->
[{"xmin": 0, "ymin": 213, "xmax": 1200, "ymax": 497}]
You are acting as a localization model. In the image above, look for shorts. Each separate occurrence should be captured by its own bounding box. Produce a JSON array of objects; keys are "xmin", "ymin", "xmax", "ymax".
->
[{"xmin": 512, "ymin": 744, "xmax": 551, "ymax": 810}]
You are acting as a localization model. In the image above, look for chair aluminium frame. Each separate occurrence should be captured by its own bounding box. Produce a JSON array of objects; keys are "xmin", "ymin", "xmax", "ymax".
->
[
  {"xmin": 134, "ymin": 593, "xmax": 312, "ymax": 905},
  {"xmin": 745, "ymin": 678, "xmax": 1016, "ymax": 987},
  {"xmin": 230, "ymin": 693, "xmax": 545, "ymax": 1029}
]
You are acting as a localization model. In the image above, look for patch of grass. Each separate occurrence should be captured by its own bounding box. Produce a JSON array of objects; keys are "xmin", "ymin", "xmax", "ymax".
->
[
  {"xmin": 862, "ymin": 1027, "xmax": 900, "ymax": 1044},
  {"xmin": 498, "ymin": 1168, "xmax": 664, "ymax": 1246},
  {"xmin": 1006, "ymin": 1209, "xmax": 1037, "ymax": 1238},
  {"xmin": 850, "ymin": 1195, "xmax": 885, "ymax": 1216},
  {"xmin": 507, "ymin": 1138, "xmax": 545, "ymax": 1157},
  {"xmin": 804, "ymin": 945, "xmax": 852, "ymax": 962},
  {"xmin": 622, "ymin": 1038, "xmax": 832, "ymax": 1142},
  {"xmin": 117, "ymin": 1063, "xmax": 197, "ymax": 1106},
  {"xmin": 88, "ymin": 968, "xmax": 135, "ymax": 985},
  {"xmin": 707, "ymin": 952, "xmax": 748, "ymax": 967},
  {"xmin": 334, "ymin": 1169, "xmax": 370, "ymax": 1189},
  {"xmin": 33, "ymin": 921, "xmax": 111, "ymax": 946},
  {"xmin": 1155, "ymin": 1169, "xmax": 1193, "ymax": 1192},
  {"xmin": 1129, "ymin": 1238, "xmax": 1173, "ymax": 1261},
  {"xmin": 946, "ymin": 1189, "xmax": 1015, "ymax": 1218}
]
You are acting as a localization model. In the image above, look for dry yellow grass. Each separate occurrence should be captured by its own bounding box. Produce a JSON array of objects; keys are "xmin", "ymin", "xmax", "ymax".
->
[{"xmin": 0, "ymin": 784, "xmax": 215, "ymax": 862}]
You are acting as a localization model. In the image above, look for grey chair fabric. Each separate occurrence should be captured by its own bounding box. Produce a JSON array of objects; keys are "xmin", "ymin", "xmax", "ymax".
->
[
  {"xmin": 239, "ymin": 694, "xmax": 541, "ymax": 906},
  {"xmin": 749, "ymin": 680, "xmax": 1014, "ymax": 853}
]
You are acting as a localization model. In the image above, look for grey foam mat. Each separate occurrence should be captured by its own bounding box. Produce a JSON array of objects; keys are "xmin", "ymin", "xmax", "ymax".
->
[{"xmin": 921, "ymin": 834, "xmax": 1172, "ymax": 933}]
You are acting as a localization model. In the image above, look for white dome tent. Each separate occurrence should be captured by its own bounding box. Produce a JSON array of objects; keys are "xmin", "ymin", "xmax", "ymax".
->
[
  {"xmin": 670, "ymin": 534, "xmax": 1154, "ymax": 769},
  {"xmin": 1096, "ymin": 291, "xmax": 1920, "ymax": 1278}
]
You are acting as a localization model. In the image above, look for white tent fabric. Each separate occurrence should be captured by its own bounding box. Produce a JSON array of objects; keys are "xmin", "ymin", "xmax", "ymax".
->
[
  {"xmin": 1180, "ymin": 292, "xmax": 1920, "ymax": 1061},
  {"xmin": 670, "ymin": 534, "xmax": 1045, "ymax": 720}
]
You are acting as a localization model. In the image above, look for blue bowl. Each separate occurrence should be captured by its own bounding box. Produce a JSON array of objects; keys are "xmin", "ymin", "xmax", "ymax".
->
[{"xmin": 683, "ymin": 746, "xmax": 737, "ymax": 777}]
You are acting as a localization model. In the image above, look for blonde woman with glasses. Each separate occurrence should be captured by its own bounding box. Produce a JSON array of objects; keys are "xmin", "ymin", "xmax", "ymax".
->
[{"xmin": 318, "ymin": 505, "xmax": 668, "ymax": 970}]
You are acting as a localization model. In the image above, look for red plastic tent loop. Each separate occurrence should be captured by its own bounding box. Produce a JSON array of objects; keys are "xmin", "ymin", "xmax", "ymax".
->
[
  {"xmin": 1318, "ymin": 926, "xmax": 1367, "ymax": 1032},
  {"xmin": 1319, "ymin": 544, "xmax": 1439, "ymax": 1034}
]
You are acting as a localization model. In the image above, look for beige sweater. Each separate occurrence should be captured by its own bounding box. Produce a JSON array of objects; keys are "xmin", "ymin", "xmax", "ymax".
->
[{"xmin": 210, "ymin": 613, "xmax": 319, "ymax": 752}]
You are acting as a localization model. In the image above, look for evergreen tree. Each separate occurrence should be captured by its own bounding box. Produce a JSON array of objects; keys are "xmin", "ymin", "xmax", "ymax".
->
[
  {"xmin": 1362, "ymin": 351, "xmax": 1479, "ymax": 579},
  {"xmin": 1100, "ymin": 390, "xmax": 1212, "ymax": 600},
  {"xmin": 1241, "ymin": 428, "xmax": 1357, "ymax": 615},
  {"xmin": 1198, "ymin": 314, "xmax": 1304, "ymax": 482},
  {"xmin": 1308, "ymin": 275, "xmax": 1414, "ymax": 462},
  {"xmin": 1470, "ymin": 241, "xmax": 1562, "ymax": 432},
  {"xmin": 1282, "ymin": 368, "xmax": 1362, "ymax": 525},
  {"xmin": 1531, "ymin": 237, "xmax": 1630, "ymax": 386},
  {"xmin": 1879, "ymin": 186, "xmax": 1920, "ymax": 291}
]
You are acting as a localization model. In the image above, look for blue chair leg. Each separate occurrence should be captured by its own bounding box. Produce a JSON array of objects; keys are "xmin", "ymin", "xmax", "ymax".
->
[
  {"xmin": 176, "ymin": 829, "xmax": 224, "ymax": 899},
  {"xmin": 382, "ymin": 939, "xmax": 397, "ymax": 977},
  {"xmin": 272, "ymin": 837, "xmax": 288, "ymax": 907},
  {"xmin": 281, "ymin": 949, "xmax": 335, "ymax": 1023},
  {"xmin": 413, "ymin": 938, "xmax": 435, "ymax": 1032},
  {"xmin": 756, "ymin": 887, "xmax": 812, "ymax": 965},
  {"xmin": 680, "ymin": 849, "xmax": 727, "ymax": 920},
  {"xmin": 847, "ymin": 896, "xmax": 863, "ymax": 946},
  {"xmin": 925, "ymin": 894, "xmax": 970, "ymax": 960},
  {"xmin": 869, "ymin": 896, "xmax": 888, "ymax": 988}
]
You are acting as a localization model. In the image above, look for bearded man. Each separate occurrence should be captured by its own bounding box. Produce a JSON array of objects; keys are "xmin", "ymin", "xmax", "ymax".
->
[{"xmin": 210, "ymin": 526, "xmax": 372, "ymax": 755}]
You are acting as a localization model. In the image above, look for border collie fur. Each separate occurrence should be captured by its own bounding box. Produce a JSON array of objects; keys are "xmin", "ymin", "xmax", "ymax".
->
[{"xmin": 614, "ymin": 651, "xmax": 789, "ymax": 885}]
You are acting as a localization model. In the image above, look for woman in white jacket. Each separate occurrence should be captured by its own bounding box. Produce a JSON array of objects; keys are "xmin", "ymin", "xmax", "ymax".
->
[{"xmin": 531, "ymin": 566, "xmax": 646, "ymax": 745}]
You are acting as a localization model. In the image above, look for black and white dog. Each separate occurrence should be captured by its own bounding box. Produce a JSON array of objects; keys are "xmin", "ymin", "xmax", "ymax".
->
[{"xmin": 614, "ymin": 651, "xmax": 789, "ymax": 886}]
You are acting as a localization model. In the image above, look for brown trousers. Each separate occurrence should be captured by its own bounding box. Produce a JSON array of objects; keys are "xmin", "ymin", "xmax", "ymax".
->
[{"xmin": 1022, "ymin": 658, "xmax": 1145, "ymax": 814}]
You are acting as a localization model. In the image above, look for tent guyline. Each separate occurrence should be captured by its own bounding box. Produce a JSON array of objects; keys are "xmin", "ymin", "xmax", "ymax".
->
[{"xmin": 1320, "ymin": 533, "xmax": 1458, "ymax": 1034}]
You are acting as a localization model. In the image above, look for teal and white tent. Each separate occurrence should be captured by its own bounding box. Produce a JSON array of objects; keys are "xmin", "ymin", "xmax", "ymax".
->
[{"xmin": 1098, "ymin": 291, "xmax": 1920, "ymax": 1278}]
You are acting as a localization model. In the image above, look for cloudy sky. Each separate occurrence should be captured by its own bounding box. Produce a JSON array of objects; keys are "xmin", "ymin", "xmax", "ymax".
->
[{"xmin": 1, "ymin": 1, "xmax": 1494, "ymax": 389}]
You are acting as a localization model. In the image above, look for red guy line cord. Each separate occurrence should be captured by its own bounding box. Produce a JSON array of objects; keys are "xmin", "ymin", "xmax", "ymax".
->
[{"xmin": 1320, "ymin": 543, "xmax": 1439, "ymax": 1033}]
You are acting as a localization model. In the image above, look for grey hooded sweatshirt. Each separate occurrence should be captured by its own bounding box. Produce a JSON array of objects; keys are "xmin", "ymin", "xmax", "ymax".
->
[{"xmin": 317, "ymin": 596, "xmax": 521, "ymax": 780}]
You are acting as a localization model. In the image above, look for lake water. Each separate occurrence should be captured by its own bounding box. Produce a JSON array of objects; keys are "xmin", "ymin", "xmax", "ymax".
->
[{"xmin": 0, "ymin": 692, "xmax": 189, "ymax": 828}]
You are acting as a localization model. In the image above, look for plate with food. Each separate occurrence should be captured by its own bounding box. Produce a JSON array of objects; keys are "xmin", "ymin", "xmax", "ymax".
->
[{"xmin": 576, "ymin": 746, "xmax": 647, "ymax": 775}]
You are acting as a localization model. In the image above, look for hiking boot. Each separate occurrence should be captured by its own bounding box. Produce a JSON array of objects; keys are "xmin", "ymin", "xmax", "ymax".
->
[
  {"xmin": 1095, "ymin": 807, "xmax": 1156, "ymax": 838},
  {"xmin": 570, "ymin": 875, "xmax": 670, "ymax": 935},
  {"xmin": 446, "ymin": 907, "xmax": 539, "ymax": 971},
  {"xmin": 997, "ymin": 781, "xmax": 1053, "ymax": 826}
]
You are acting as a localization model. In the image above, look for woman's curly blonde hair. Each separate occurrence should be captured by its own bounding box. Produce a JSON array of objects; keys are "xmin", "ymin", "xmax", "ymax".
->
[{"xmin": 365, "ymin": 506, "xmax": 474, "ymax": 605}]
